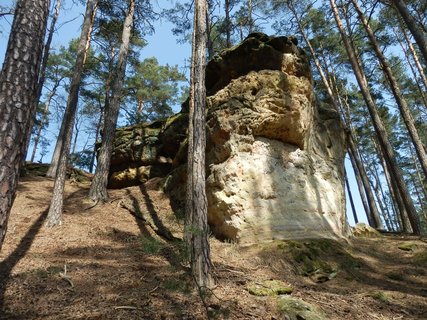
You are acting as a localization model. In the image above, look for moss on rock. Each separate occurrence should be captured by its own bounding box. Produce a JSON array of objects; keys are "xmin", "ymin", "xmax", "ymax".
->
[
  {"xmin": 247, "ymin": 280, "xmax": 293, "ymax": 296},
  {"xmin": 277, "ymin": 296, "xmax": 326, "ymax": 320}
]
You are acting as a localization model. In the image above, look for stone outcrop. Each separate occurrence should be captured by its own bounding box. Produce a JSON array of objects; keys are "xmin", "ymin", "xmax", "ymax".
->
[{"xmin": 109, "ymin": 33, "xmax": 348, "ymax": 243}]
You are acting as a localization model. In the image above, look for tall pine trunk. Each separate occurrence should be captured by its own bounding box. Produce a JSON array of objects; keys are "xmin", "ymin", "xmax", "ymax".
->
[
  {"xmin": 345, "ymin": 169, "xmax": 358, "ymax": 224},
  {"xmin": 225, "ymin": 0, "xmax": 231, "ymax": 48},
  {"xmin": 185, "ymin": 0, "xmax": 214, "ymax": 289},
  {"xmin": 330, "ymin": 0, "xmax": 421, "ymax": 235},
  {"xmin": 89, "ymin": 105, "xmax": 103, "ymax": 173},
  {"xmin": 400, "ymin": 25, "xmax": 427, "ymax": 96},
  {"xmin": 351, "ymin": 0, "xmax": 427, "ymax": 179},
  {"xmin": 25, "ymin": 0, "xmax": 61, "ymax": 164},
  {"xmin": 390, "ymin": 0, "xmax": 427, "ymax": 65},
  {"xmin": 46, "ymin": 0, "xmax": 97, "ymax": 226},
  {"xmin": 89, "ymin": 0, "xmax": 135, "ymax": 202},
  {"xmin": 36, "ymin": 0, "xmax": 61, "ymax": 104},
  {"xmin": 0, "ymin": 0, "xmax": 50, "ymax": 249},
  {"xmin": 30, "ymin": 85, "xmax": 58, "ymax": 162}
]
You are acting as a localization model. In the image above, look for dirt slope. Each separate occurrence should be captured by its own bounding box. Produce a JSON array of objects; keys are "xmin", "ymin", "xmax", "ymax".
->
[{"xmin": 0, "ymin": 175, "xmax": 426, "ymax": 319}]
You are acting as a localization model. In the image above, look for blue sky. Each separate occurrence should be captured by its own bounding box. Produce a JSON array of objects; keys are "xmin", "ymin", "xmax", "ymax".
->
[{"xmin": 0, "ymin": 0, "xmax": 368, "ymax": 226}]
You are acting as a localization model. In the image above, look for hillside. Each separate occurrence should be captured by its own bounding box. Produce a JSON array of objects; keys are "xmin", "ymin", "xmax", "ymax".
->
[{"xmin": 0, "ymin": 174, "xmax": 426, "ymax": 320}]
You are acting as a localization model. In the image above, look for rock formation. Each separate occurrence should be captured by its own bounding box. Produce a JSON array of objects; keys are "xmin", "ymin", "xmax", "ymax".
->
[{"xmin": 108, "ymin": 33, "xmax": 349, "ymax": 243}]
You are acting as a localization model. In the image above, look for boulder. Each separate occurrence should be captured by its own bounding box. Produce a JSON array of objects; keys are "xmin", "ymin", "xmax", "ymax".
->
[{"xmin": 109, "ymin": 33, "xmax": 349, "ymax": 243}]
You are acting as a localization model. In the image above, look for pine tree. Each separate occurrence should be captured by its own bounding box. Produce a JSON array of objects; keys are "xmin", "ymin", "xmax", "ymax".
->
[
  {"xmin": 329, "ymin": 0, "xmax": 421, "ymax": 235},
  {"xmin": 46, "ymin": 0, "xmax": 98, "ymax": 226},
  {"xmin": 0, "ymin": 0, "xmax": 50, "ymax": 249},
  {"xmin": 89, "ymin": 0, "xmax": 136, "ymax": 202},
  {"xmin": 186, "ymin": 0, "xmax": 214, "ymax": 289}
]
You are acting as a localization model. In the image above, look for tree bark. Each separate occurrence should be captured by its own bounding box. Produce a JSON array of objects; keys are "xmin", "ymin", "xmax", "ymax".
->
[
  {"xmin": 390, "ymin": 0, "xmax": 427, "ymax": 65},
  {"xmin": 330, "ymin": 0, "xmax": 421, "ymax": 235},
  {"xmin": 351, "ymin": 0, "xmax": 427, "ymax": 180},
  {"xmin": 0, "ymin": 0, "xmax": 50, "ymax": 250},
  {"xmin": 46, "ymin": 0, "xmax": 97, "ymax": 226},
  {"xmin": 185, "ymin": 0, "xmax": 214, "ymax": 289},
  {"xmin": 89, "ymin": 0, "xmax": 135, "ymax": 202}
]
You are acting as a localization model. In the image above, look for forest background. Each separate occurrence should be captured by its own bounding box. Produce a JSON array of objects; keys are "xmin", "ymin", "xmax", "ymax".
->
[{"xmin": 1, "ymin": 0, "xmax": 426, "ymax": 231}]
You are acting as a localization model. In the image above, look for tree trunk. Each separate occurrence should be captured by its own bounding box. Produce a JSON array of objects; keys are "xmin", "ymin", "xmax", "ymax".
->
[
  {"xmin": 26, "ymin": 0, "xmax": 61, "ymax": 163},
  {"xmin": 46, "ymin": 0, "xmax": 97, "ymax": 226},
  {"xmin": 185, "ymin": 0, "xmax": 214, "ymax": 289},
  {"xmin": 89, "ymin": 105, "xmax": 103, "ymax": 174},
  {"xmin": 36, "ymin": 0, "xmax": 61, "ymax": 103},
  {"xmin": 345, "ymin": 169, "xmax": 358, "ymax": 224},
  {"xmin": 248, "ymin": 0, "xmax": 253, "ymax": 33},
  {"xmin": 0, "ymin": 0, "xmax": 50, "ymax": 250},
  {"xmin": 225, "ymin": 0, "xmax": 231, "ymax": 48},
  {"xmin": 330, "ymin": 0, "xmax": 421, "ymax": 234},
  {"xmin": 400, "ymin": 25, "xmax": 427, "ymax": 96},
  {"xmin": 349, "ymin": 137, "xmax": 384, "ymax": 228},
  {"xmin": 89, "ymin": 0, "xmax": 135, "ymax": 202},
  {"xmin": 390, "ymin": 0, "xmax": 427, "ymax": 65},
  {"xmin": 348, "ymin": 148, "xmax": 371, "ymax": 224},
  {"xmin": 352, "ymin": 0, "xmax": 427, "ymax": 180},
  {"xmin": 397, "ymin": 32, "xmax": 427, "ymax": 110},
  {"xmin": 373, "ymin": 137, "xmax": 408, "ymax": 232},
  {"xmin": 30, "ymin": 85, "xmax": 58, "ymax": 162}
]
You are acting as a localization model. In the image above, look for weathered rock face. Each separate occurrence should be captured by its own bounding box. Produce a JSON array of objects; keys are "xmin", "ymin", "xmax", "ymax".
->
[{"xmin": 109, "ymin": 33, "xmax": 348, "ymax": 243}]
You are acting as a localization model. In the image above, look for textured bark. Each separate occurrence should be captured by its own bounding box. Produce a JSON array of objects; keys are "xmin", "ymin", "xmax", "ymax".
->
[
  {"xmin": 288, "ymin": 1, "xmax": 383, "ymax": 228},
  {"xmin": 391, "ymin": 0, "xmax": 427, "ymax": 65},
  {"xmin": 0, "ymin": 0, "xmax": 50, "ymax": 250},
  {"xmin": 185, "ymin": 0, "xmax": 214, "ymax": 289},
  {"xmin": 46, "ymin": 0, "xmax": 97, "ymax": 226},
  {"xmin": 330, "ymin": 0, "xmax": 421, "ymax": 235},
  {"xmin": 89, "ymin": 0, "xmax": 135, "ymax": 202},
  {"xmin": 352, "ymin": 0, "xmax": 427, "ymax": 180}
]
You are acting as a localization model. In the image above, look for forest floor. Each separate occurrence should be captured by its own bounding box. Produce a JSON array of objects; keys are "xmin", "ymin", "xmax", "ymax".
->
[{"xmin": 1, "ymin": 173, "xmax": 427, "ymax": 320}]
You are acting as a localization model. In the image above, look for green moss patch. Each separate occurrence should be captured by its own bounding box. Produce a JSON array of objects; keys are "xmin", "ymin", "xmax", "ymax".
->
[
  {"xmin": 277, "ymin": 296, "xmax": 326, "ymax": 320},
  {"xmin": 282, "ymin": 240, "xmax": 339, "ymax": 282},
  {"xmin": 368, "ymin": 291, "xmax": 391, "ymax": 304},
  {"xmin": 247, "ymin": 280, "xmax": 293, "ymax": 296},
  {"xmin": 398, "ymin": 242, "xmax": 418, "ymax": 251}
]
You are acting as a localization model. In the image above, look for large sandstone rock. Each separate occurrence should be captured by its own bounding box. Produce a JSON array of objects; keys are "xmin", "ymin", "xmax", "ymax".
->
[{"xmin": 109, "ymin": 33, "xmax": 349, "ymax": 243}]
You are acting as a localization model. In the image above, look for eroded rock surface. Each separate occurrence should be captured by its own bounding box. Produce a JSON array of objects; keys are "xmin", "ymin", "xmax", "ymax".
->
[{"xmin": 109, "ymin": 33, "xmax": 348, "ymax": 243}]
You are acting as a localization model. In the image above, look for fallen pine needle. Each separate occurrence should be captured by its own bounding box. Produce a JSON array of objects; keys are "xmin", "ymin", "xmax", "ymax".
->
[{"xmin": 113, "ymin": 306, "xmax": 139, "ymax": 310}]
